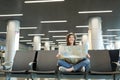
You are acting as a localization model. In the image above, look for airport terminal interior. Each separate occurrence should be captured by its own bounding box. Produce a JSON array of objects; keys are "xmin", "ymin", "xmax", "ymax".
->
[{"xmin": 0, "ymin": 0, "xmax": 120, "ymax": 80}]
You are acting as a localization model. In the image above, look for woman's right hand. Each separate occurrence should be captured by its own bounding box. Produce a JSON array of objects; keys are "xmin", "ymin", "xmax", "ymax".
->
[{"xmin": 56, "ymin": 53, "xmax": 61, "ymax": 58}]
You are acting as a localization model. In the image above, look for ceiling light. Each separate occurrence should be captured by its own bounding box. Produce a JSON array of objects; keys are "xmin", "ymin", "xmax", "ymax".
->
[
  {"xmin": 76, "ymin": 37, "xmax": 82, "ymax": 39},
  {"xmin": 107, "ymin": 29, "xmax": 120, "ymax": 31},
  {"xmin": 103, "ymin": 39, "xmax": 109, "ymax": 41},
  {"xmin": 28, "ymin": 34, "xmax": 45, "ymax": 36},
  {"xmin": 52, "ymin": 35, "xmax": 66, "ymax": 38},
  {"xmin": 41, "ymin": 38, "xmax": 49, "ymax": 40},
  {"xmin": 26, "ymin": 42, "xmax": 33, "ymax": 44},
  {"xmin": 41, "ymin": 41, "xmax": 53, "ymax": 43},
  {"xmin": 19, "ymin": 36, "xmax": 24, "ymax": 38},
  {"xmin": 20, "ymin": 27, "xmax": 37, "ymax": 29},
  {"xmin": 102, "ymin": 35, "xmax": 117, "ymax": 37},
  {"xmin": 56, "ymin": 39, "xmax": 66, "ymax": 41},
  {"xmin": 78, "ymin": 10, "xmax": 112, "ymax": 14},
  {"xmin": 0, "ymin": 32, "xmax": 7, "ymax": 34},
  {"xmin": 20, "ymin": 40, "xmax": 32, "ymax": 42},
  {"xmin": 24, "ymin": 0, "xmax": 64, "ymax": 3},
  {"xmin": 0, "ymin": 14, "xmax": 23, "ymax": 17},
  {"xmin": 48, "ymin": 30, "xmax": 68, "ymax": 33},
  {"xmin": 40, "ymin": 20, "xmax": 67, "ymax": 23},
  {"xmin": 115, "ymin": 36, "xmax": 120, "ymax": 39},
  {"xmin": 76, "ymin": 25, "xmax": 88, "ymax": 28},
  {"xmin": 75, "ymin": 33, "xmax": 88, "ymax": 35},
  {"xmin": 50, "ymin": 43, "xmax": 55, "ymax": 45},
  {"xmin": 58, "ymin": 42, "xmax": 66, "ymax": 43}
]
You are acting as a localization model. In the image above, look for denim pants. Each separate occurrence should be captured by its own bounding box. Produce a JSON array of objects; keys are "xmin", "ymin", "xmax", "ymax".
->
[{"xmin": 58, "ymin": 58, "xmax": 90, "ymax": 72}]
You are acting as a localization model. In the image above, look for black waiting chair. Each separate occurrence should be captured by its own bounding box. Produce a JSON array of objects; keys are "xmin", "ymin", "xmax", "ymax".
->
[
  {"xmin": 29, "ymin": 50, "xmax": 58, "ymax": 80},
  {"xmin": 3, "ymin": 50, "xmax": 36, "ymax": 80},
  {"xmin": 87, "ymin": 50, "xmax": 120, "ymax": 80}
]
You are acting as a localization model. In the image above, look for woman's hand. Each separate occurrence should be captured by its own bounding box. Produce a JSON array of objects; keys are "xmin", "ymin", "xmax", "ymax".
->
[
  {"xmin": 56, "ymin": 53, "xmax": 61, "ymax": 58},
  {"xmin": 86, "ymin": 54, "xmax": 90, "ymax": 58}
]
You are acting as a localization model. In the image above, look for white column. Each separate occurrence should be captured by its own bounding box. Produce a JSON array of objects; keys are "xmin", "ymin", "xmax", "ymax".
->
[
  {"xmin": 114, "ymin": 41, "xmax": 120, "ymax": 49},
  {"xmin": 88, "ymin": 17, "xmax": 104, "ymax": 50},
  {"xmin": 51, "ymin": 46, "xmax": 55, "ymax": 50},
  {"xmin": 44, "ymin": 41, "xmax": 50, "ymax": 50},
  {"xmin": 5, "ymin": 20, "xmax": 20, "ymax": 67},
  {"xmin": 33, "ymin": 36, "xmax": 41, "ymax": 51}
]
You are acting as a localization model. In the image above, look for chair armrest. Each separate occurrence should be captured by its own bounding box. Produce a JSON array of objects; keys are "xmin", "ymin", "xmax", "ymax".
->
[
  {"xmin": 0, "ymin": 62, "xmax": 12, "ymax": 70},
  {"xmin": 112, "ymin": 62, "xmax": 120, "ymax": 66},
  {"xmin": 29, "ymin": 62, "xmax": 36, "ymax": 70}
]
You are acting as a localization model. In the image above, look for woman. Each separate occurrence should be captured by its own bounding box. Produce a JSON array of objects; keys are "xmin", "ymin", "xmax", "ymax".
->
[{"xmin": 56, "ymin": 32, "xmax": 90, "ymax": 72}]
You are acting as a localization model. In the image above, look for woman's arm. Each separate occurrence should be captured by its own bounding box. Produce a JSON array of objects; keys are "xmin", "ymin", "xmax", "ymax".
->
[{"xmin": 86, "ymin": 53, "xmax": 90, "ymax": 58}]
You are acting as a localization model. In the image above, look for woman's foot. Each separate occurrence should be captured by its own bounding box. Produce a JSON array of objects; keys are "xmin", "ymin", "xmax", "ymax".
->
[
  {"xmin": 59, "ymin": 66, "xmax": 74, "ymax": 72},
  {"xmin": 80, "ymin": 66, "xmax": 85, "ymax": 72}
]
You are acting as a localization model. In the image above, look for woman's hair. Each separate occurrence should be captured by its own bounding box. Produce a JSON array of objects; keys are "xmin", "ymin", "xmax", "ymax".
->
[{"xmin": 66, "ymin": 32, "xmax": 76, "ymax": 45}]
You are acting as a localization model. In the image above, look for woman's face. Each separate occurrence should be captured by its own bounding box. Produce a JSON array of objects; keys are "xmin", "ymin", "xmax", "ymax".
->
[{"xmin": 68, "ymin": 35, "xmax": 75, "ymax": 45}]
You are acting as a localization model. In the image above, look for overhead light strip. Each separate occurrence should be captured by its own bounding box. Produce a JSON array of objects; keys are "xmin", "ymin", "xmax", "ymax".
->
[
  {"xmin": 56, "ymin": 39, "xmax": 66, "ymax": 41},
  {"xmin": 40, "ymin": 20, "xmax": 67, "ymax": 23},
  {"xmin": 19, "ymin": 36, "xmax": 24, "ymax": 38},
  {"xmin": 78, "ymin": 10, "xmax": 112, "ymax": 14},
  {"xmin": 76, "ymin": 25, "xmax": 88, "ymax": 28},
  {"xmin": 28, "ymin": 34, "xmax": 45, "ymax": 36},
  {"xmin": 0, "ymin": 32, "xmax": 7, "ymax": 34},
  {"xmin": 53, "ymin": 35, "xmax": 66, "ymax": 38},
  {"xmin": 107, "ymin": 29, "xmax": 120, "ymax": 31},
  {"xmin": 48, "ymin": 30, "xmax": 68, "ymax": 33},
  {"xmin": 41, "ymin": 38, "xmax": 49, "ymax": 40},
  {"xmin": 20, "ymin": 27, "xmax": 37, "ymax": 29},
  {"xmin": 24, "ymin": 0, "xmax": 64, "ymax": 3},
  {"xmin": 102, "ymin": 35, "xmax": 117, "ymax": 37},
  {"xmin": 75, "ymin": 33, "xmax": 88, "ymax": 35},
  {"xmin": 20, "ymin": 40, "xmax": 32, "ymax": 42},
  {"xmin": 0, "ymin": 14, "xmax": 23, "ymax": 17}
]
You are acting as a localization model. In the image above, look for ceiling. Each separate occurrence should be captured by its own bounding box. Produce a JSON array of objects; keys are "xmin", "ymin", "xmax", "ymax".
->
[{"xmin": 0, "ymin": 0, "xmax": 120, "ymax": 47}]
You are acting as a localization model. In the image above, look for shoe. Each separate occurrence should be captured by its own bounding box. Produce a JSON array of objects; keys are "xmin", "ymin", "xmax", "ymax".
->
[
  {"xmin": 81, "ymin": 66, "xmax": 85, "ymax": 72},
  {"xmin": 59, "ymin": 66, "xmax": 67, "ymax": 72}
]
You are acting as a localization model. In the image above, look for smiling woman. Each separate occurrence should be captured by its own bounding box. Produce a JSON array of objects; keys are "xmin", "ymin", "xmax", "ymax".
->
[{"xmin": 56, "ymin": 32, "xmax": 90, "ymax": 72}]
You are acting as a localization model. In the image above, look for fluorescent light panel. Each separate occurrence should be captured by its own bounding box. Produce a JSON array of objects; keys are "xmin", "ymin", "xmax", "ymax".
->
[
  {"xmin": 48, "ymin": 30, "xmax": 68, "ymax": 33},
  {"xmin": 56, "ymin": 39, "xmax": 66, "ymax": 41},
  {"xmin": 20, "ymin": 27, "xmax": 37, "ymax": 29},
  {"xmin": 76, "ymin": 25, "xmax": 88, "ymax": 28},
  {"xmin": 0, "ymin": 32, "xmax": 7, "ymax": 34},
  {"xmin": 24, "ymin": 0, "xmax": 64, "ymax": 3},
  {"xmin": 78, "ymin": 10, "xmax": 112, "ymax": 14},
  {"xmin": 75, "ymin": 33, "xmax": 88, "ymax": 35},
  {"xmin": 58, "ymin": 42, "xmax": 66, "ymax": 43},
  {"xmin": 19, "ymin": 36, "xmax": 24, "ymax": 38},
  {"xmin": 102, "ymin": 35, "xmax": 117, "ymax": 37},
  {"xmin": 107, "ymin": 29, "xmax": 120, "ymax": 31},
  {"xmin": 20, "ymin": 40, "xmax": 32, "ymax": 42},
  {"xmin": 41, "ymin": 41, "xmax": 53, "ymax": 43},
  {"xmin": 53, "ymin": 35, "xmax": 66, "ymax": 38},
  {"xmin": 40, "ymin": 20, "xmax": 67, "ymax": 23},
  {"xmin": 41, "ymin": 38, "xmax": 49, "ymax": 40},
  {"xmin": 0, "ymin": 14, "xmax": 23, "ymax": 17},
  {"xmin": 26, "ymin": 42, "xmax": 33, "ymax": 44},
  {"xmin": 28, "ymin": 34, "xmax": 45, "ymax": 36}
]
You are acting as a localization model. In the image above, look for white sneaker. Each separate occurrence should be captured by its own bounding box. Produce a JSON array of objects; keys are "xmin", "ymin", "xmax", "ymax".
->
[
  {"xmin": 81, "ymin": 66, "xmax": 85, "ymax": 72},
  {"xmin": 59, "ymin": 66, "xmax": 67, "ymax": 72}
]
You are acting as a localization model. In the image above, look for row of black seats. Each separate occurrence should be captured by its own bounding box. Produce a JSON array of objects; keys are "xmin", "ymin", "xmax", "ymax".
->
[{"xmin": 0, "ymin": 50, "xmax": 120, "ymax": 80}]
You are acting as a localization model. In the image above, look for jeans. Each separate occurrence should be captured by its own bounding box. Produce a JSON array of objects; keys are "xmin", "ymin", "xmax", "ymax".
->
[{"xmin": 58, "ymin": 58, "xmax": 90, "ymax": 72}]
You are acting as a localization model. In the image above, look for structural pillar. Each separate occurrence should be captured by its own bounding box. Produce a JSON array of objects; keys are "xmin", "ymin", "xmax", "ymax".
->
[
  {"xmin": 114, "ymin": 41, "xmax": 120, "ymax": 49},
  {"xmin": 33, "ymin": 35, "xmax": 41, "ymax": 51},
  {"xmin": 44, "ymin": 41, "xmax": 50, "ymax": 50},
  {"xmin": 88, "ymin": 17, "xmax": 104, "ymax": 50},
  {"xmin": 5, "ymin": 20, "xmax": 20, "ymax": 67}
]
